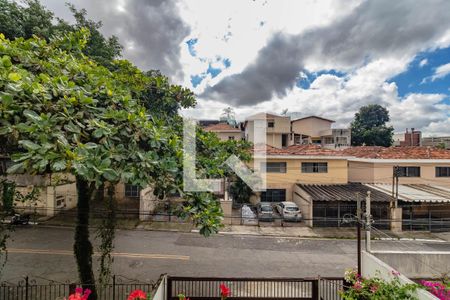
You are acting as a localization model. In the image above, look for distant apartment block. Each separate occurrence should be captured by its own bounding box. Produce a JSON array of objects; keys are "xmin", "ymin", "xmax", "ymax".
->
[
  {"xmin": 244, "ymin": 113, "xmax": 351, "ymax": 149},
  {"xmin": 291, "ymin": 116, "xmax": 351, "ymax": 149},
  {"xmin": 393, "ymin": 128, "xmax": 421, "ymax": 146}
]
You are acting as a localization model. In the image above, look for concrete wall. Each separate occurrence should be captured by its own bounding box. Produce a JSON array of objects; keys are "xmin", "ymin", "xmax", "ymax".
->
[
  {"xmin": 348, "ymin": 161, "xmax": 450, "ymax": 186},
  {"xmin": 291, "ymin": 118, "xmax": 333, "ymax": 138},
  {"xmin": 214, "ymin": 131, "xmax": 244, "ymax": 141},
  {"xmin": 245, "ymin": 115, "xmax": 290, "ymax": 148},
  {"xmin": 293, "ymin": 185, "xmax": 313, "ymax": 227},
  {"xmin": 372, "ymin": 251, "xmax": 450, "ymax": 279},
  {"xmin": 362, "ymin": 251, "xmax": 438, "ymax": 300}
]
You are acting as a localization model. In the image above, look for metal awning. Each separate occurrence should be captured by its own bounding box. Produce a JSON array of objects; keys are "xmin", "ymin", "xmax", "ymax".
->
[
  {"xmin": 297, "ymin": 183, "xmax": 393, "ymax": 202},
  {"xmin": 364, "ymin": 183, "xmax": 450, "ymax": 203}
]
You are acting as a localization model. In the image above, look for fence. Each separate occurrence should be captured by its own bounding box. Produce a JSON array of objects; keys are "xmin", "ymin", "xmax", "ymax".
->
[
  {"xmin": 167, "ymin": 276, "xmax": 347, "ymax": 300},
  {"xmin": 0, "ymin": 275, "xmax": 161, "ymax": 300}
]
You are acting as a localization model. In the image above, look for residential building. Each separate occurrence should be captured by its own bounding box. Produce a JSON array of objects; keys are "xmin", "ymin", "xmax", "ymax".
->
[
  {"xmin": 422, "ymin": 136, "xmax": 450, "ymax": 149},
  {"xmin": 253, "ymin": 145, "xmax": 350, "ymax": 207},
  {"xmin": 343, "ymin": 146, "xmax": 450, "ymax": 186},
  {"xmin": 393, "ymin": 128, "xmax": 421, "ymax": 146},
  {"xmin": 203, "ymin": 122, "xmax": 243, "ymax": 141},
  {"xmin": 244, "ymin": 113, "xmax": 291, "ymax": 148},
  {"xmin": 291, "ymin": 116, "xmax": 351, "ymax": 149}
]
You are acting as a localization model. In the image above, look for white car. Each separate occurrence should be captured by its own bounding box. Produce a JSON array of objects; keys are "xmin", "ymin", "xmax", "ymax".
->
[{"xmin": 274, "ymin": 201, "xmax": 302, "ymax": 221}]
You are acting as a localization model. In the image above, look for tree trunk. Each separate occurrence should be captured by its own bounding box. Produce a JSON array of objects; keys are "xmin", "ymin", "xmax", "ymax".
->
[{"xmin": 74, "ymin": 177, "xmax": 98, "ymax": 300}]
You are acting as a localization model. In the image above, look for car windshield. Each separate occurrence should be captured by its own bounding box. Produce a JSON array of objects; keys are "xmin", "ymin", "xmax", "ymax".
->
[
  {"xmin": 285, "ymin": 206, "xmax": 299, "ymax": 211},
  {"xmin": 261, "ymin": 206, "xmax": 272, "ymax": 212}
]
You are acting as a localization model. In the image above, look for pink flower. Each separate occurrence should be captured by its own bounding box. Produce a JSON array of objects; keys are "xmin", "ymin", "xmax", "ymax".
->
[
  {"xmin": 68, "ymin": 288, "xmax": 91, "ymax": 300},
  {"xmin": 127, "ymin": 289, "xmax": 147, "ymax": 300},
  {"xmin": 391, "ymin": 270, "xmax": 400, "ymax": 276},
  {"xmin": 353, "ymin": 281, "xmax": 363, "ymax": 291},
  {"xmin": 370, "ymin": 284, "xmax": 378, "ymax": 293}
]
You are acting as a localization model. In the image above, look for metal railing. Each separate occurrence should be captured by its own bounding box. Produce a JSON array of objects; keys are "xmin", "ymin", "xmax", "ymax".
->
[
  {"xmin": 0, "ymin": 275, "xmax": 160, "ymax": 300},
  {"xmin": 167, "ymin": 276, "xmax": 347, "ymax": 300}
]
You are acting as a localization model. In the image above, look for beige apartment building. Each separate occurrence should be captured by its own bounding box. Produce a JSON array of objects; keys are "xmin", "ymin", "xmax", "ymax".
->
[
  {"xmin": 252, "ymin": 145, "xmax": 350, "ymax": 203},
  {"xmin": 244, "ymin": 113, "xmax": 291, "ymax": 148}
]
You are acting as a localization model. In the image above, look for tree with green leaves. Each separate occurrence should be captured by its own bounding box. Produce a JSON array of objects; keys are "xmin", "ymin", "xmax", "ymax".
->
[
  {"xmin": 0, "ymin": 29, "xmax": 251, "ymax": 297},
  {"xmin": 351, "ymin": 104, "xmax": 394, "ymax": 147},
  {"xmin": 0, "ymin": 0, "xmax": 122, "ymax": 67}
]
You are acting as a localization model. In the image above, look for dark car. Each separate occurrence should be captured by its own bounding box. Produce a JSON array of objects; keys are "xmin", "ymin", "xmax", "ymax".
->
[{"xmin": 257, "ymin": 202, "xmax": 274, "ymax": 222}]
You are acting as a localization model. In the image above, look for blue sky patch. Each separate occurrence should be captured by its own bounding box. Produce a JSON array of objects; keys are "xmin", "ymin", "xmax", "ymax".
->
[
  {"xmin": 186, "ymin": 38, "xmax": 198, "ymax": 56},
  {"xmin": 190, "ymin": 74, "xmax": 205, "ymax": 88},
  {"xmin": 389, "ymin": 46, "xmax": 450, "ymax": 98}
]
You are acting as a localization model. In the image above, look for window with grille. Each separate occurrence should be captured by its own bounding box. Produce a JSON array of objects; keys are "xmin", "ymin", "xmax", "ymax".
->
[
  {"xmin": 267, "ymin": 120, "xmax": 275, "ymax": 128},
  {"xmin": 436, "ymin": 167, "xmax": 450, "ymax": 177},
  {"xmin": 125, "ymin": 184, "xmax": 140, "ymax": 197},
  {"xmin": 396, "ymin": 166, "xmax": 420, "ymax": 177},
  {"xmin": 261, "ymin": 162, "xmax": 287, "ymax": 173},
  {"xmin": 261, "ymin": 189, "xmax": 286, "ymax": 202},
  {"xmin": 301, "ymin": 162, "xmax": 328, "ymax": 173}
]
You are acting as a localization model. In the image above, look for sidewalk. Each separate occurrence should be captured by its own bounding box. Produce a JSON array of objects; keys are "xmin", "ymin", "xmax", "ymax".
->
[{"xmin": 40, "ymin": 215, "xmax": 447, "ymax": 241}]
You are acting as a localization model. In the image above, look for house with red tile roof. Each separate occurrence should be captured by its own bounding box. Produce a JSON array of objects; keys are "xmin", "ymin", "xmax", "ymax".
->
[
  {"xmin": 343, "ymin": 146, "xmax": 450, "ymax": 186},
  {"xmin": 203, "ymin": 122, "xmax": 243, "ymax": 141}
]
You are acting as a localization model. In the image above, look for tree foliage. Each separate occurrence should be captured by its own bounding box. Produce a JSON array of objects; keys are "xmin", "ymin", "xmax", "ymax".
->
[
  {"xmin": 0, "ymin": 0, "xmax": 122, "ymax": 67},
  {"xmin": 0, "ymin": 29, "xmax": 251, "ymax": 292},
  {"xmin": 351, "ymin": 104, "xmax": 394, "ymax": 147}
]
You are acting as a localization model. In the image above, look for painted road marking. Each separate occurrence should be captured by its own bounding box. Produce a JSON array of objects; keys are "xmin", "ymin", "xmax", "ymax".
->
[{"xmin": 8, "ymin": 248, "xmax": 190, "ymax": 260}]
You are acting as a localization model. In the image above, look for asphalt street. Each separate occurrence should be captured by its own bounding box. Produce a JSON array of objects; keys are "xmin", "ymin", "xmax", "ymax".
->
[{"xmin": 2, "ymin": 226, "xmax": 449, "ymax": 284}]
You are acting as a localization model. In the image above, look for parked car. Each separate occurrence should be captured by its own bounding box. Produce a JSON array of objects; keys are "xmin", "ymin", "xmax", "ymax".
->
[
  {"xmin": 274, "ymin": 201, "xmax": 302, "ymax": 221},
  {"xmin": 257, "ymin": 202, "xmax": 274, "ymax": 222}
]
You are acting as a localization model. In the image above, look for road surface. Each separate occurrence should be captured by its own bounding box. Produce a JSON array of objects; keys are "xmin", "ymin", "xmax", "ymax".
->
[{"xmin": 2, "ymin": 226, "xmax": 449, "ymax": 284}]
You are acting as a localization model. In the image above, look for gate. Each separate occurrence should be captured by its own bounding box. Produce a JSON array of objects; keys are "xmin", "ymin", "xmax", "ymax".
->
[{"xmin": 167, "ymin": 277, "xmax": 346, "ymax": 300}]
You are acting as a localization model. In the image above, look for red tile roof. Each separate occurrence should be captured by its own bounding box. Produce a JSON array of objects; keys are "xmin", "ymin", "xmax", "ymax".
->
[
  {"xmin": 342, "ymin": 146, "xmax": 450, "ymax": 159},
  {"xmin": 255, "ymin": 144, "xmax": 346, "ymax": 156},
  {"xmin": 203, "ymin": 123, "xmax": 241, "ymax": 132}
]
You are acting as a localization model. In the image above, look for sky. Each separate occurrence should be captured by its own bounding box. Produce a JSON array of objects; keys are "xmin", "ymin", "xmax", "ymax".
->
[{"xmin": 39, "ymin": 0, "xmax": 450, "ymax": 136}]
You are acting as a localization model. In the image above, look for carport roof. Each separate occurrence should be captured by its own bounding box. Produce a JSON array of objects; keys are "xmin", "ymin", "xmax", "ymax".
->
[
  {"xmin": 365, "ymin": 184, "xmax": 450, "ymax": 203},
  {"xmin": 297, "ymin": 183, "xmax": 393, "ymax": 202}
]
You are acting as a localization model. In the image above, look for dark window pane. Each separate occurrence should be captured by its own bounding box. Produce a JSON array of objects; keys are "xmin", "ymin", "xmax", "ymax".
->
[
  {"xmin": 436, "ymin": 167, "xmax": 450, "ymax": 177},
  {"xmin": 396, "ymin": 166, "xmax": 420, "ymax": 177},
  {"xmin": 261, "ymin": 189, "xmax": 286, "ymax": 202},
  {"xmin": 262, "ymin": 162, "xmax": 287, "ymax": 173},
  {"xmin": 301, "ymin": 162, "xmax": 328, "ymax": 173}
]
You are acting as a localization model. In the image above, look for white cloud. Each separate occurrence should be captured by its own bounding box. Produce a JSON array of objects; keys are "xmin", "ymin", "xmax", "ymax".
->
[
  {"xmin": 419, "ymin": 58, "xmax": 428, "ymax": 67},
  {"xmin": 431, "ymin": 62, "xmax": 450, "ymax": 81}
]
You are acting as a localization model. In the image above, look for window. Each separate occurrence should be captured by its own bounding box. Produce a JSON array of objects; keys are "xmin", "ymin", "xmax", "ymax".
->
[
  {"xmin": 125, "ymin": 184, "xmax": 140, "ymax": 197},
  {"xmin": 262, "ymin": 162, "xmax": 287, "ymax": 173},
  {"xmin": 436, "ymin": 167, "xmax": 450, "ymax": 177},
  {"xmin": 396, "ymin": 166, "xmax": 420, "ymax": 177},
  {"xmin": 301, "ymin": 162, "xmax": 328, "ymax": 173},
  {"xmin": 282, "ymin": 134, "xmax": 288, "ymax": 147},
  {"xmin": 228, "ymin": 136, "xmax": 235, "ymax": 140},
  {"xmin": 267, "ymin": 120, "xmax": 274, "ymax": 128},
  {"xmin": 261, "ymin": 189, "xmax": 286, "ymax": 202}
]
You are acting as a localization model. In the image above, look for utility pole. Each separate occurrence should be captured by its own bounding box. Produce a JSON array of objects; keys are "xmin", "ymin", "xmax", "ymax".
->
[
  {"xmin": 365, "ymin": 191, "xmax": 372, "ymax": 253},
  {"xmin": 392, "ymin": 166, "xmax": 400, "ymax": 208},
  {"xmin": 356, "ymin": 192, "xmax": 362, "ymax": 275}
]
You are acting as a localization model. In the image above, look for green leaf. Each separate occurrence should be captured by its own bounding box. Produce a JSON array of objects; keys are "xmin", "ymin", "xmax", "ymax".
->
[
  {"xmin": 8, "ymin": 72, "xmax": 21, "ymax": 81},
  {"xmin": 0, "ymin": 93, "xmax": 13, "ymax": 106},
  {"xmin": 23, "ymin": 110, "xmax": 41, "ymax": 122},
  {"xmin": 84, "ymin": 142, "xmax": 98, "ymax": 149},
  {"xmin": 52, "ymin": 160, "xmax": 66, "ymax": 171},
  {"xmin": 7, "ymin": 162, "xmax": 25, "ymax": 174},
  {"xmin": 19, "ymin": 140, "xmax": 40, "ymax": 151},
  {"xmin": 102, "ymin": 168, "xmax": 118, "ymax": 181},
  {"xmin": 2, "ymin": 55, "xmax": 12, "ymax": 68}
]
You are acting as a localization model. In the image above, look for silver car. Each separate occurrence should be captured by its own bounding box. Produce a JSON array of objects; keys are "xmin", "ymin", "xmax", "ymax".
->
[
  {"xmin": 257, "ymin": 202, "xmax": 274, "ymax": 222},
  {"xmin": 274, "ymin": 201, "xmax": 302, "ymax": 221}
]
